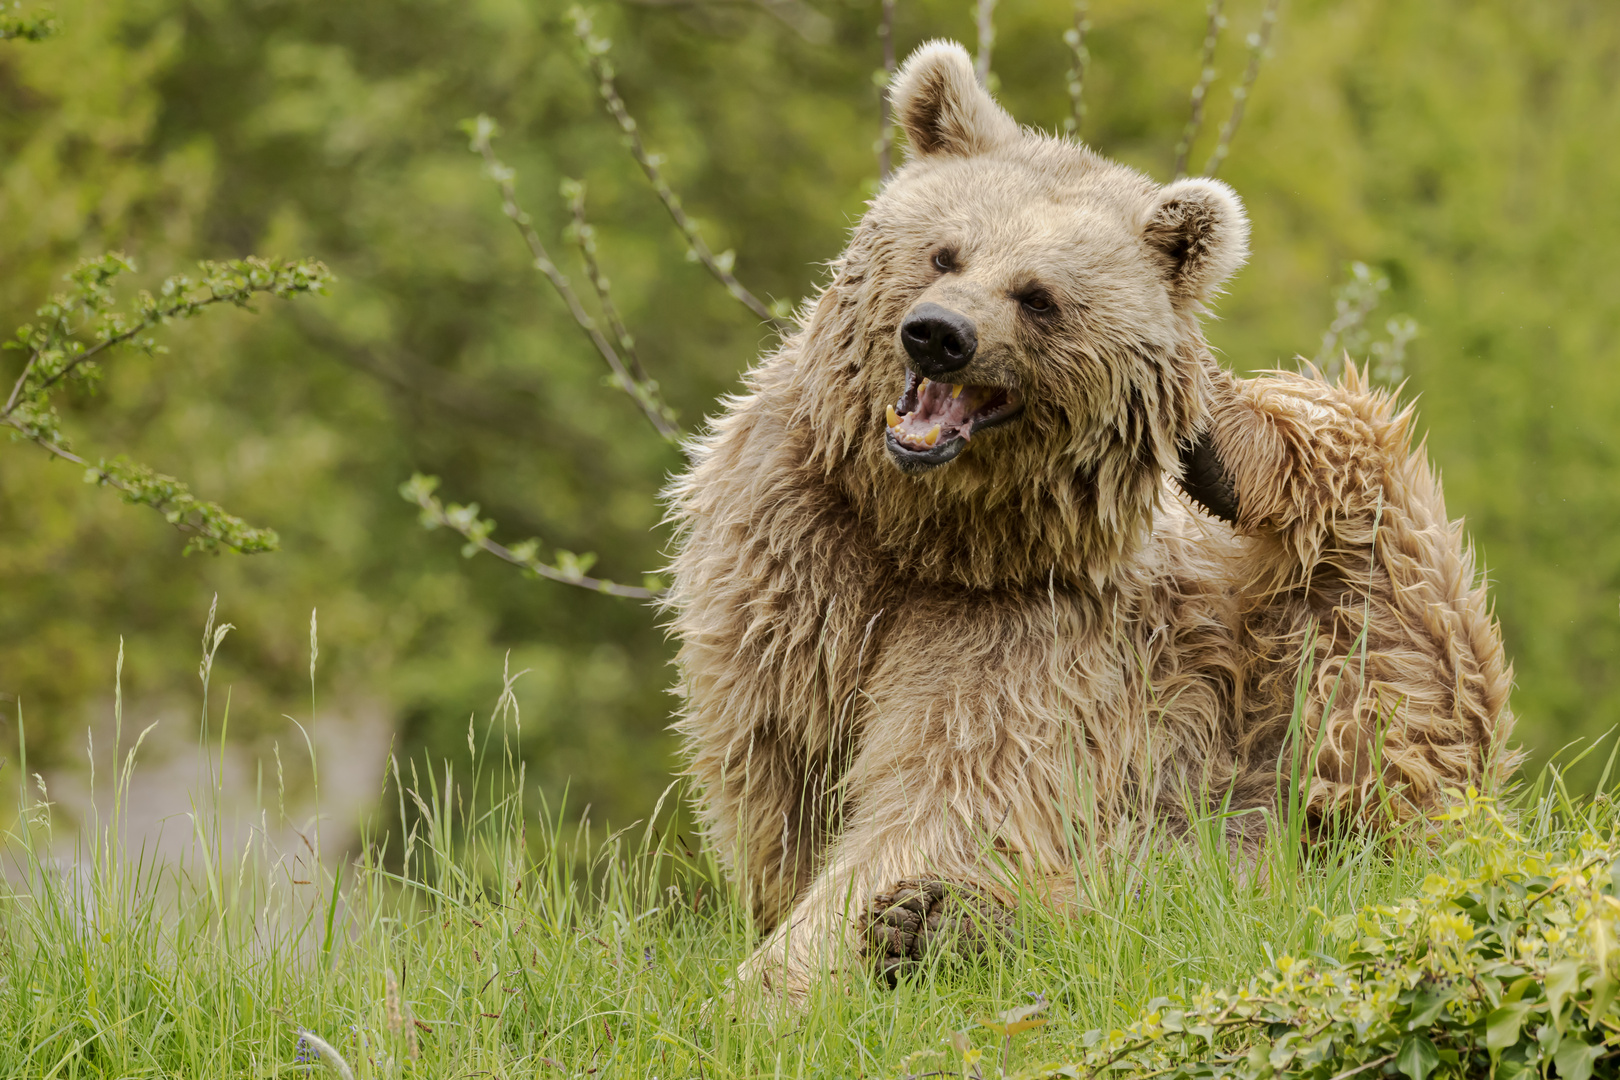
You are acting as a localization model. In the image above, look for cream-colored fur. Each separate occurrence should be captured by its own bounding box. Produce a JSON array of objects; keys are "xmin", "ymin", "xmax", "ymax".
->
[{"xmin": 664, "ymin": 41, "xmax": 1518, "ymax": 1001}]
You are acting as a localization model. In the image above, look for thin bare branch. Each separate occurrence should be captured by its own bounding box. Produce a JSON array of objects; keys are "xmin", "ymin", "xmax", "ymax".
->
[
  {"xmin": 1172, "ymin": 0, "xmax": 1225, "ymax": 179},
  {"xmin": 569, "ymin": 9, "xmax": 792, "ymax": 333},
  {"xmin": 750, "ymin": 0, "xmax": 832, "ymax": 43},
  {"xmin": 621, "ymin": 0, "xmax": 831, "ymax": 44},
  {"xmin": 877, "ymin": 0, "xmax": 897, "ymax": 181},
  {"xmin": 3, "ymin": 347, "xmax": 42, "ymax": 416},
  {"xmin": 973, "ymin": 0, "xmax": 997, "ymax": 88},
  {"xmin": 1063, "ymin": 1, "xmax": 1092, "ymax": 138},
  {"xmin": 464, "ymin": 118, "xmax": 681, "ymax": 445},
  {"xmin": 563, "ymin": 180, "xmax": 656, "ymax": 391},
  {"xmin": 401, "ymin": 475, "xmax": 662, "ymax": 601},
  {"xmin": 297, "ymin": 323, "xmax": 579, "ymax": 447},
  {"xmin": 1201, "ymin": 0, "xmax": 1281, "ymax": 178},
  {"xmin": 2, "ymin": 421, "xmax": 81, "ymax": 466}
]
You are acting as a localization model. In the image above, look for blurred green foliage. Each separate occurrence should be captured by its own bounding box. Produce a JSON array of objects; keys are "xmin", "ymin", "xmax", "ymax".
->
[{"xmin": 1, "ymin": 0, "xmax": 1617, "ymax": 823}]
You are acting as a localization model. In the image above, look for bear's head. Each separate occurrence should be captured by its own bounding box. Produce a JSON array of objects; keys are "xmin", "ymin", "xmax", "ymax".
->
[{"xmin": 796, "ymin": 41, "xmax": 1248, "ymax": 592}]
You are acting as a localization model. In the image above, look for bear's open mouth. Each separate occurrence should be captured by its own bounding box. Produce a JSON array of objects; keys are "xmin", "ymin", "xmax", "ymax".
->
[{"xmin": 884, "ymin": 369, "xmax": 1023, "ymax": 470}]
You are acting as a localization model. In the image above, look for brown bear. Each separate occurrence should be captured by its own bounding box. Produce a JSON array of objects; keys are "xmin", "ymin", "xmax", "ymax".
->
[{"xmin": 665, "ymin": 40, "xmax": 1518, "ymax": 1001}]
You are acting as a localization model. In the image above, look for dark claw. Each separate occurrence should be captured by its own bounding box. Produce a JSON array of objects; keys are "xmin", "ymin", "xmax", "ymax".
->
[
  {"xmin": 860, "ymin": 878, "xmax": 1015, "ymax": 986},
  {"xmin": 1178, "ymin": 428, "xmax": 1239, "ymax": 524}
]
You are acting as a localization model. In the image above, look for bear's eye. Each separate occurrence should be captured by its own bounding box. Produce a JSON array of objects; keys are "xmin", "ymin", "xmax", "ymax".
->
[
  {"xmin": 1019, "ymin": 290, "xmax": 1056, "ymax": 315},
  {"xmin": 931, "ymin": 249, "xmax": 957, "ymax": 274}
]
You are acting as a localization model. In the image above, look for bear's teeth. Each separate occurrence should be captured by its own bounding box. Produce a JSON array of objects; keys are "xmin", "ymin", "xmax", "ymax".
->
[
  {"xmin": 923, "ymin": 425, "xmax": 941, "ymax": 447},
  {"xmin": 886, "ymin": 405, "xmax": 901, "ymax": 428},
  {"xmin": 951, "ymin": 384, "xmax": 963, "ymax": 399}
]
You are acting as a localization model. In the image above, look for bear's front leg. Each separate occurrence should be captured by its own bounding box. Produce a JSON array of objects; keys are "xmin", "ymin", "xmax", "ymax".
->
[
  {"xmin": 1181, "ymin": 362, "xmax": 1518, "ymax": 821},
  {"xmin": 727, "ymin": 653, "xmax": 1086, "ymax": 1002},
  {"xmin": 729, "ymin": 816, "xmax": 1011, "ymax": 1003},
  {"xmin": 666, "ymin": 386, "xmax": 887, "ymax": 930}
]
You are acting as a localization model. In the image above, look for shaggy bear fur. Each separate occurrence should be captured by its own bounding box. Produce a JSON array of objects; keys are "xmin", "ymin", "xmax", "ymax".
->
[{"xmin": 665, "ymin": 41, "xmax": 1518, "ymax": 1000}]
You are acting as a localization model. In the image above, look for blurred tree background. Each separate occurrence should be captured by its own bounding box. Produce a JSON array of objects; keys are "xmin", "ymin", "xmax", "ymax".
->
[{"xmin": 2, "ymin": 0, "xmax": 1617, "ymax": 827}]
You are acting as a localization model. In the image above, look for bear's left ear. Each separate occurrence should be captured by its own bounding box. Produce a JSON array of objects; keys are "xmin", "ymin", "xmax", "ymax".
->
[
  {"xmin": 890, "ymin": 40, "xmax": 1019, "ymax": 159},
  {"xmin": 1141, "ymin": 177, "xmax": 1250, "ymax": 304}
]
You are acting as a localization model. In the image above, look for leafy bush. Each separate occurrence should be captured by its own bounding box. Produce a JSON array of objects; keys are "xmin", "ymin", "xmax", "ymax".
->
[{"xmin": 956, "ymin": 789, "xmax": 1620, "ymax": 1080}]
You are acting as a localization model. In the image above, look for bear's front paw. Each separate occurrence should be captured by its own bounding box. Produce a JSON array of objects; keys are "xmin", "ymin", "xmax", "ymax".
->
[{"xmin": 861, "ymin": 879, "xmax": 1015, "ymax": 986}]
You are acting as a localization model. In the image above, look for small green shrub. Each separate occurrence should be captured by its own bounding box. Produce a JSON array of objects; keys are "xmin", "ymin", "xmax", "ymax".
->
[{"xmin": 970, "ymin": 789, "xmax": 1620, "ymax": 1080}]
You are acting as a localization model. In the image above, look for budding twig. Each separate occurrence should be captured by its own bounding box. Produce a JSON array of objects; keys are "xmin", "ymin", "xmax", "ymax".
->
[
  {"xmin": 568, "ymin": 7, "xmax": 792, "ymax": 333},
  {"xmin": 563, "ymin": 180, "xmax": 656, "ymax": 392},
  {"xmin": 4, "ymin": 256, "xmax": 332, "ymax": 425},
  {"xmin": 1, "ymin": 254, "xmax": 327, "ymax": 553},
  {"xmin": 1201, "ymin": 0, "xmax": 1280, "ymax": 179},
  {"xmin": 973, "ymin": 0, "xmax": 997, "ymax": 88},
  {"xmin": 463, "ymin": 117, "xmax": 681, "ymax": 445},
  {"xmin": 1172, "ymin": 0, "xmax": 1225, "ymax": 180},
  {"xmin": 0, "ymin": 433, "xmax": 280, "ymax": 554},
  {"xmin": 877, "ymin": 0, "xmax": 897, "ymax": 181},
  {"xmin": 400, "ymin": 475, "xmax": 662, "ymax": 601},
  {"xmin": 1063, "ymin": 1, "xmax": 1091, "ymax": 138}
]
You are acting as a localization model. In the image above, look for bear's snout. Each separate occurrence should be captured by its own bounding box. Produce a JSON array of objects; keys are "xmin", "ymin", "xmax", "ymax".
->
[{"xmin": 900, "ymin": 303, "xmax": 977, "ymax": 378}]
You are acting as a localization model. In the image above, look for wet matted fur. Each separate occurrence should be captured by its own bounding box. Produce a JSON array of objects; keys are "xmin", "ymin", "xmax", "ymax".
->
[{"xmin": 664, "ymin": 41, "xmax": 1518, "ymax": 1001}]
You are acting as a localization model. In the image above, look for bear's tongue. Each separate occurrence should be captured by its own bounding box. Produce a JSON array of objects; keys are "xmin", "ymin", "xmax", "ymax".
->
[{"xmin": 886, "ymin": 377, "xmax": 1002, "ymax": 450}]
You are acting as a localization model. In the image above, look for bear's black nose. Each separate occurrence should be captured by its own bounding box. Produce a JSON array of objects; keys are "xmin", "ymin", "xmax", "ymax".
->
[{"xmin": 900, "ymin": 303, "xmax": 977, "ymax": 377}]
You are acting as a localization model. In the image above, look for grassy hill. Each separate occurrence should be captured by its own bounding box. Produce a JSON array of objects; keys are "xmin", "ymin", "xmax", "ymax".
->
[{"xmin": 4, "ymin": 642, "xmax": 1617, "ymax": 1078}]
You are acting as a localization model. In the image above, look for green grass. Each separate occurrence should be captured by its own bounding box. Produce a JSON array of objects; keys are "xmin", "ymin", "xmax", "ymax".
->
[{"xmin": 0, "ymin": 639, "xmax": 1606, "ymax": 1079}]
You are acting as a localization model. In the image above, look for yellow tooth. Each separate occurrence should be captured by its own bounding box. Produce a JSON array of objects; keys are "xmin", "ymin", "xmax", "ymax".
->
[
  {"xmin": 886, "ymin": 405, "xmax": 901, "ymax": 428},
  {"xmin": 924, "ymin": 425, "xmax": 941, "ymax": 447},
  {"xmin": 951, "ymin": 384, "xmax": 963, "ymax": 399},
  {"xmin": 919, "ymin": 378, "xmax": 931, "ymax": 392}
]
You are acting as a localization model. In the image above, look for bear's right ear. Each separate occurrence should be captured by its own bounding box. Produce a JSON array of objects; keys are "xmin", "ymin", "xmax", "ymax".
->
[{"xmin": 890, "ymin": 41, "xmax": 1019, "ymax": 159}]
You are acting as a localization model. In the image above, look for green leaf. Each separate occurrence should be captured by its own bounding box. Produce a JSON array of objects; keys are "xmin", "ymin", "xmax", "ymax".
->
[
  {"xmin": 1268, "ymin": 1033, "xmax": 1299, "ymax": 1071},
  {"xmin": 1589, "ymin": 973, "xmax": 1618, "ymax": 1020},
  {"xmin": 1503, "ymin": 975, "xmax": 1536, "ymax": 1004},
  {"xmin": 1406, "ymin": 988, "xmax": 1448, "ymax": 1030},
  {"xmin": 1486, "ymin": 1002, "xmax": 1532, "ymax": 1051},
  {"xmin": 1553, "ymin": 1038, "xmax": 1603, "ymax": 1080},
  {"xmin": 1396, "ymin": 1034, "xmax": 1440, "ymax": 1080},
  {"xmin": 1546, "ymin": 959, "xmax": 1581, "ymax": 1029}
]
